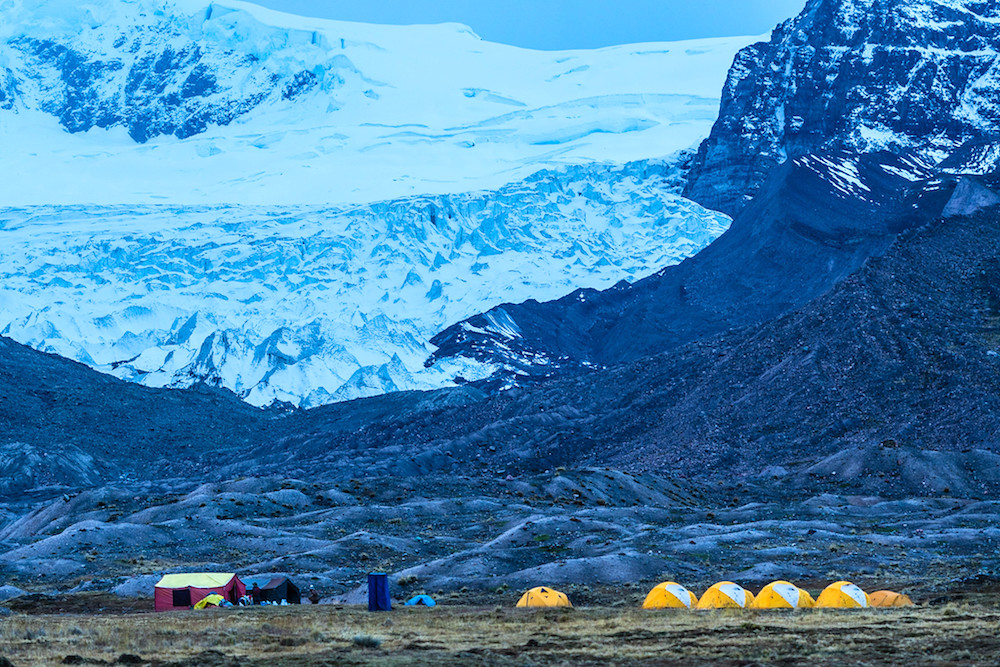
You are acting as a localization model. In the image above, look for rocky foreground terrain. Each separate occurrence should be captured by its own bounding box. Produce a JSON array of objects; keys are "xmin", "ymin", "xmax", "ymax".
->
[{"xmin": 1, "ymin": 469, "xmax": 998, "ymax": 605}]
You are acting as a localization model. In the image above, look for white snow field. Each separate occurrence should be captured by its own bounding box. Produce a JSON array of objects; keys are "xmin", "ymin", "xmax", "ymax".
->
[
  {"xmin": 0, "ymin": 0, "xmax": 753, "ymax": 405},
  {"xmin": 0, "ymin": 0, "xmax": 759, "ymax": 204}
]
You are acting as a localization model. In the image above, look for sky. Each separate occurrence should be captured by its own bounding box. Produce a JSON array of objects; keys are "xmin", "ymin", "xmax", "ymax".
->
[{"xmin": 251, "ymin": 0, "xmax": 808, "ymax": 50}]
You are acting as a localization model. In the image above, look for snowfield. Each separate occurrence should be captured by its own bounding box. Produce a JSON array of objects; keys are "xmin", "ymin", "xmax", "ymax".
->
[
  {"xmin": 0, "ymin": 0, "xmax": 760, "ymax": 205},
  {"xmin": 0, "ymin": 0, "xmax": 750, "ymax": 405}
]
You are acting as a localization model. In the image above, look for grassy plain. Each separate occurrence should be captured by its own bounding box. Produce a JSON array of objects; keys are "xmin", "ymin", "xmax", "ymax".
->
[{"xmin": 1, "ymin": 595, "xmax": 999, "ymax": 666}]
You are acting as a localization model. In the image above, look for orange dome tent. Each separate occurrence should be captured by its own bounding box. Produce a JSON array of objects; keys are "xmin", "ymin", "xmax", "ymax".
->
[
  {"xmin": 869, "ymin": 590, "xmax": 914, "ymax": 607},
  {"xmin": 696, "ymin": 582, "xmax": 754, "ymax": 609},
  {"xmin": 750, "ymin": 581, "xmax": 815, "ymax": 609},
  {"xmin": 815, "ymin": 581, "xmax": 870, "ymax": 608},
  {"xmin": 642, "ymin": 582, "xmax": 698, "ymax": 609},
  {"xmin": 516, "ymin": 587, "xmax": 572, "ymax": 608}
]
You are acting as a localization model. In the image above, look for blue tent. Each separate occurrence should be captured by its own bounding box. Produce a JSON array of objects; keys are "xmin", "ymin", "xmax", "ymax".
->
[
  {"xmin": 404, "ymin": 594, "xmax": 436, "ymax": 607},
  {"xmin": 368, "ymin": 573, "xmax": 391, "ymax": 611}
]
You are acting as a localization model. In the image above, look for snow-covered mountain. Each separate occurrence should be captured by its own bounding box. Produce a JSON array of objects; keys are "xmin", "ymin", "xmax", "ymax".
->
[
  {"xmin": 685, "ymin": 0, "xmax": 1000, "ymax": 215},
  {"xmin": 0, "ymin": 162, "xmax": 730, "ymax": 407},
  {"xmin": 0, "ymin": 0, "xmax": 757, "ymax": 205},
  {"xmin": 0, "ymin": 0, "xmax": 751, "ymax": 406}
]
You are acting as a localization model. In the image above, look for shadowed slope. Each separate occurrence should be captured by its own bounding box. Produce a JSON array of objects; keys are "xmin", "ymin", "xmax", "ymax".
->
[
  {"xmin": 264, "ymin": 183, "xmax": 1000, "ymax": 497},
  {"xmin": 0, "ymin": 336, "xmax": 264, "ymax": 486},
  {"xmin": 428, "ymin": 152, "xmax": 956, "ymax": 379}
]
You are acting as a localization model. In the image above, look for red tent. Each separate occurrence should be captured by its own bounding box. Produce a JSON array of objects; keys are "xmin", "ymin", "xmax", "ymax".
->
[{"xmin": 154, "ymin": 573, "xmax": 245, "ymax": 612}]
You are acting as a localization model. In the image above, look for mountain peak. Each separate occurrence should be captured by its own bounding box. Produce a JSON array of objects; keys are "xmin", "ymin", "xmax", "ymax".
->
[{"xmin": 684, "ymin": 0, "xmax": 1000, "ymax": 215}]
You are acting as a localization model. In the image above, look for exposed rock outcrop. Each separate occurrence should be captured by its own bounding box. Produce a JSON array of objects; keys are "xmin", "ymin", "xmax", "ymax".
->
[{"xmin": 685, "ymin": 0, "xmax": 1000, "ymax": 215}]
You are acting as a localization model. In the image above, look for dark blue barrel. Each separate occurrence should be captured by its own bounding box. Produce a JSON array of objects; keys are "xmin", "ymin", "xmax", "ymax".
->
[{"xmin": 367, "ymin": 573, "xmax": 391, "ymax": 611}]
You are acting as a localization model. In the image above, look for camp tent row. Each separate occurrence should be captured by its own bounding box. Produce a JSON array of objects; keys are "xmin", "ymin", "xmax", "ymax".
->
[
  {"xmin": 641, "ymin": 580, "xmax": 913, "ymax": 610},
  {"xmin": 154, "ymin": 573, "xmax": 303, "ymax": 612},
  {"xmin": 515, "ymin": 581, "xmax": 913, "ymax": 610},
  {"xmin": 155, "ymin": 576, "xmax": 912, "ymax": 612}
]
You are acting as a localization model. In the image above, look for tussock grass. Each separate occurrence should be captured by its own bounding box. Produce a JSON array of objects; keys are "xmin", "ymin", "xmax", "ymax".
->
[{"xmin": 1, "ymin": 599, "xmax": 999, "ymax": 666}]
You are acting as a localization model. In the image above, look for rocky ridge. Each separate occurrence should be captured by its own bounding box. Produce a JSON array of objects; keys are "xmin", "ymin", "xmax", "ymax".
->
[{"xmin": 684, "ymin": 0, "xmax": 1000, "ymax": 215}]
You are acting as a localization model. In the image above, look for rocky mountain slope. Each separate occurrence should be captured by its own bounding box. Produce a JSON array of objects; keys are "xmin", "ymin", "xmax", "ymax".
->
[
  {"xmin": 684, "ymin": 0, "xmax": 1000, "ymax": 216},
  {"xmin": 5, "ymin": 189, "xmax": 1000, "ymax": 595},
  {"xmin": 7, "ymin": 173, "xmax": 998, "ymax": 499},
  {"xmin": 428, "ymin": 151, "xmax": 951, "ymax": 376},
  {"xmin": 0, "ymin": 335, "xmax": 264, "ymax": 495},
  {"xmin": 263, "ymin": 180, "xmax": 1000, "ymax": 498}
]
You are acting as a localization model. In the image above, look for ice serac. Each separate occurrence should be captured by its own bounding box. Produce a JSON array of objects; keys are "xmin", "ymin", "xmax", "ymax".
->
[
  {"xmin": 0, "ymin": 161, "xmax": 730, "ymax": 407},
  {"xmin": 684, "ymin": 0, "xmax": 1000, "ymax": 216}
]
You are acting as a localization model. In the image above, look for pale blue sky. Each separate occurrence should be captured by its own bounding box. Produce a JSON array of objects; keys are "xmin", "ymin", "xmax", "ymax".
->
[{"xmin": 252, "ymin": 1, "xmax": 808, "ymax": 50}]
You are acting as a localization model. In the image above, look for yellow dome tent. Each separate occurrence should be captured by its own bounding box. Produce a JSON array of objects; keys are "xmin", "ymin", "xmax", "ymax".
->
[
  {"xmin": 642, "ymin": 582, "xmax": 698, "ymax": 609},
  {"xmin": 815, "ymin": 581, "xmax": 870, "ymax": 608},
  {"xmin": 516, "ymin": 587, "xmax": 572, "ymax": 608},
  {"xmin": 750, "ymin": 581, "xmax": 815, "ymax": 609},
  {"xmin": 192, "ymin": 593, "xmax": 226, "ymax": 610},
  {"xmin": 869, "ymin": 590, "xmax": 914, "ymax": 607},
  {"xmin": 696, "ymin": 582, "xmax": 754, "ymax": 609}
]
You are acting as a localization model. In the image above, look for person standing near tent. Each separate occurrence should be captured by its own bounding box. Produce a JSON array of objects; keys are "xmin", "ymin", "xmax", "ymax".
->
[
  {"xmin": 308, "ymin": 586, "xmax": 320, "ymax": 604},
  {"xmin": 251, "ymin": 583, "xmax": 262, "ymax": 605}
]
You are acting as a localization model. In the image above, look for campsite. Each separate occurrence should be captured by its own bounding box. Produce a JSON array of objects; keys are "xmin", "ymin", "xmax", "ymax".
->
[
  {"xmin": 2, "ymin": 585, "xmax": 1000, "ymax": 666},
  {"xmin": 3, "ymin": 468, "xmax": 999, "ymax": 665}
]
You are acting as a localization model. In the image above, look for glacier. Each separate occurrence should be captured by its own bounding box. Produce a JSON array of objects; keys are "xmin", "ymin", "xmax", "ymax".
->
[
  {"xmin": 0, "ymin": 163, "xmax": 730, "ymax": 406},
  {"xmin": 0, "ymin": 0, "xmax": 750, "ymax": 406}
]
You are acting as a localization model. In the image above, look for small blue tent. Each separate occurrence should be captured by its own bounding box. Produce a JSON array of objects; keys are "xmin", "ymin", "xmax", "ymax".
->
[
  {"xmin": 368, "ymin": 573, "xmax": 391, "ymax": 611},
  {"xmin": 404, "ymin": 594, "xmax": 436, "ymax": 607}
]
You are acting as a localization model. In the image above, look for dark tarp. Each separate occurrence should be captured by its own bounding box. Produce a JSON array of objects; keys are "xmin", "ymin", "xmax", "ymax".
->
[{"xmin": 260, "ymin": 576, "xmax": 301, "ymax": 604}]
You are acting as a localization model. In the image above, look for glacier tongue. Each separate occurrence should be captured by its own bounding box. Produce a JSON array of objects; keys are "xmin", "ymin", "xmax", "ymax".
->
[{"xmin": 0, "ymin": 161, "xmax": 730, "ymax": 407}]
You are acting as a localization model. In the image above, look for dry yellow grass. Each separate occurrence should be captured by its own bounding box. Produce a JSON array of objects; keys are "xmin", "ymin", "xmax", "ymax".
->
[{"xmin": 2, "ymin": 599, "xmax": 999, "ymax": 666}]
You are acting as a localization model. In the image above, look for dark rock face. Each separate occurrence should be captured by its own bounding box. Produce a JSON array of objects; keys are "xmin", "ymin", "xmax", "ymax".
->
[
  {"xmin": 7, "ymin": 37, "xmax": 266, "ymax": 142},
  {"xmin": 684, "ymin": 0, "xmax": 1000, "ymax": 215},
  {"xmin": 428, "ymin": 152, "xmax": 955, "ymax": 377},
  {"xmin": 0, "ymin": 70, "xmax": 15, "ymax": 111}
]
